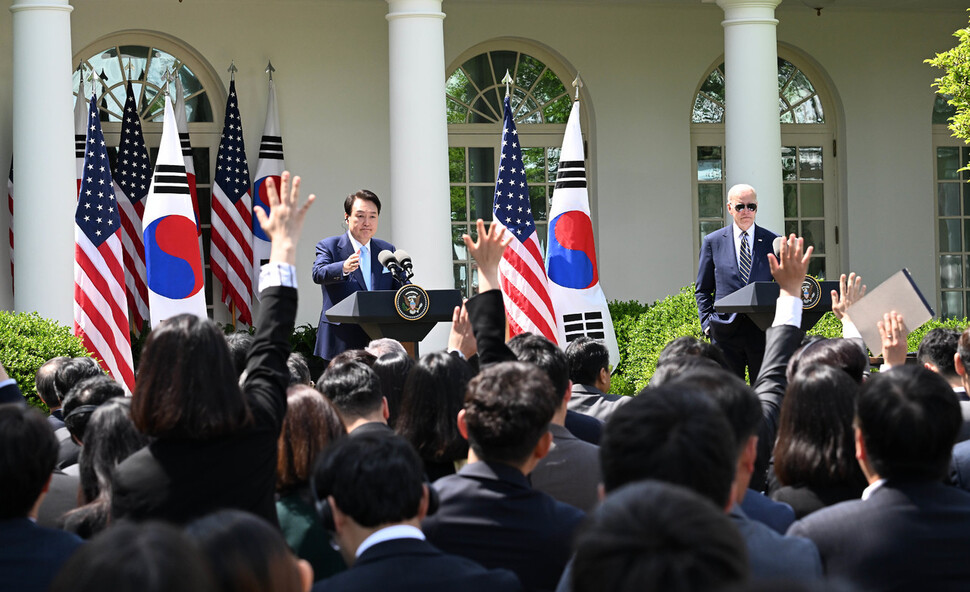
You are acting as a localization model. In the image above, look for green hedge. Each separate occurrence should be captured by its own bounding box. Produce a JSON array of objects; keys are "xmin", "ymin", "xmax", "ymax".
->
[{"xmin": 0, "ymin": 311, "xmax": 93, "ymax": 410}]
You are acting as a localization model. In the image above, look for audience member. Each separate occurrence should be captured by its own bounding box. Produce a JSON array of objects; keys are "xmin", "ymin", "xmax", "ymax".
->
[
  {"xmin": 918, "ymin": 327, "xmax": 962, "ymax": 388},
  {"xmin": 32, "ymin": 359, "xmax": 83, "ymax": 527},
  {"xmin": 49, "ymin": 521, "xmax": 215, "ymax": 592},
  {"xmin": 788, "ymin": 366, "xmax": 970, "ymax": 590},
  {"xmin": 770, "ymin": 366, "xmax": 866, "ymax": 518},
  {"xmin": 656, "ymin": 335, "xmax": 730, "ymax": 370},
  {"xmin": 447, "ymin": 301, "xmax": 480, "ymax": 373},
  {"xmin": 52, "ymin": 356, "xmax": 103, "ymax": 468},
  {"xmin": 60, "ymin": 397, "xmax": 150, "ymax": 538},
  {"xmin": 395, "ymin": 351, "xmax": 471, "ymax": 481},
  {"xmin": 35, "ymin": 356, "xmax": 70, "ymax": 429},
  {"xmin": 277, "ymin": 385, "xmax": 347, "ymax": 581},
  {"xmin": 328, "ymin": 349, "xmax": 377, "ymax": 370},
  {"xmin": 311, "ymin": 433, "xmax": 521, "ymax": 591},
  {"xmin": 0, "ymin": 404, "xmax": 82, "ymax": 592},
  {"xmin": 563, "ymin": 337, "xmax": 629, "ymax": 423},
  {"xmin": 288, "ymin": 353, "xmax": 314, "ymax": 387},
  {"xmin": 946, "ymin": 326, "xmax": 970, "ymax": 444},
  {"xmin": 371, "ymin": 351, "xmax": 414, "ymax": 427},
  {"xmin": 112, "ymin": 171, "xmax": 313, "ymax": 525},
  {"xmin": 316, "ymin": 360, "xmax": 390, "ymax": 435},
  {"xmin": 187, "ymin": 509, "xmax": 313, "ymax": 592},
  {"xmin": 365, "ymin": 338, "xmax": 407, "ymax": 358},
  {"xmin": 0, "ymin": 360, "xmax": 24, "ymax": 405},
  {"xmin": 62, "ymin": 374, "xmax": 125, "ymax": 446},
  {"xmin": 786, "ymin": 338, "xmax": 868, "ymax": 385},
  {"xmin": 422, "ymin": 361, "xmax": 584, "ymax": 591},
  {"xmin": 226, "ymin": 331, "xmax": 256, "ymax": 379},
  {"xmin": 572, "ymin": 480, "xmax": 748, "ymax": 592}
]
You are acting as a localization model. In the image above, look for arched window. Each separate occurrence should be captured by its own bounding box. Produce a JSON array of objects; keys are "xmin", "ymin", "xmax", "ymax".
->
[
  {"xmin": 446, "ymin": 44, "xmax": 581, "ymax": 297},
  {"xmin": 932, "ymin": 94, "xmax": 970, "ymax": 318},
  {"xmin": 691, "ymin": 55, "xmax": 836, "ymax": 279},
  {"xmin": 73, "ymin": 33, "xmax": 227, "ymax": 320}
]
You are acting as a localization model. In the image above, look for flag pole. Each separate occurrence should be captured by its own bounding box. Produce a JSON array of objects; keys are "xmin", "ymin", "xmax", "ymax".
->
[
  {"xmin": 265, "ymin": 61, "xmax": 275, "ymax": 81},
  {"xmin": 502, "ymin": 69, "xmax": 512, "ymax": 100},
  {"xmin": 572, "ymin": 74, "xmax": 583, "ymax": 102},
  {"xmin": 228, "ymin": 61, "xmax": 238, "ymax": 82}
]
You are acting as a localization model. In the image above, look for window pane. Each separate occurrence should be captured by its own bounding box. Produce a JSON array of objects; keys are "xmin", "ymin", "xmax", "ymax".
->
[
  {"xmin": 490, "ymin": 51, "xmax": 517, "ymax": 89},
  {"xmin": 934, "ymin": 94, "xmax": 956, "ymax": 125},
  {"xmin": 783, "ymin": 183, "xmax": 798, "ymax": 217},
  {"xmin": 941, "ymin": 255, "xmax": 963, "ymax": 289},
  {"xmin": 530, "ymin": 186, "xmax": 547, "ymax": 221},
  {"xmin": 446, "ymin": 98, "xmax": 468, "ymax": 124},
  {"xmin": 449, "ymin": 147, "xmax": 466, "ymax": 184},
  {"xmin": 782, "ymin": 70, "xmax": 815, "ymax": 108},
  {"xmin": 522, "ymin": 147, "xmax": 545, "ymax": 183},
  {"xmin": 450, "ymin": 186, "xmax": 466, "ymax": 221},
  {"xmin": 801, "ymin": 220, "xmax": 825, "ymax": 254},
  {"xmin": 940, "ymin": 182, "xmax": 960, "ymax": 217},
  {"xmin": 692, "ymin": 95, "xmax": 723, "ymax": 124},
  {"xmin": 454, "ymin": 263, "xmax": 467, "ymax": 294},
  {"xmin": 699, "ymin": 220, "xmax": 721, "ymax": 244},
  {"xmin": 196, "ymin": 187, "xmax": 211, "ymax": 225},
  {"xmin": 446, "ymin": 68, "xmax": 475, "ymax": 104},
  {"xmin": 184, "ymin": 93, "xmax": 213, "ymax": 123},
  {"xmin": 807, "ymin": 257, "xmax": 825, "ymax": 279},
  {"xmin": 517, "ymin": 54, "xmax": 544, "ymax": 91},
  {"xmin": 799, "ymin": 147, "xmax": 823, "ymax": 180},
  {"xmin": 469, "ymin": 186, "xmax": 494, "ymax": 221},
  {"xmin": 461, "ymin": 54, "xmax": 491, "ymax": 94},
  {"xmin": 943, "ymin": 291, "xmax": 964, "ymax": 318},
  {"xmin": 542, "ymin": 95, "xmax": 571, "ymax": 124},
  {"xmin": 800, "ymin": 183, "xmax": 824, "ymax": 217},
  {"xmin": 941, "ymin": 219, "xmax": 962, "ymax": 252},
  {"xmin": 698, "ymin": 184, "xmax": 723, "ymax": 218},
  {"xmin": 192, "ymin": 147, "xmax": 210, "ymax": 184},
  {"xmin": 699, "ymin": 68, "xmax": 725, "ymax": 104},
  {"xmin": 781, "ymin": 146, "xmax": 797, "ymax": 181},
  {"xmin": 534, "ymin": 68, "xmax": 567, "ymax": 106},
  {"xmin": 938, "ymin": 147, "xmax": 961, "ymax": 180},
  {"xmin": 697, "ymin": 146, "xmax": 722, "ymax": 181},
  {"xmin": 793, "ymin": 99, "xmax": 824, "ymax": 124},
  {"xmin": 546, "ymin": 147, "xmax": 561, "ymax": 182},
  {"xmin": 785, "ymin": 220, "xmax": 798, "ymax": 237},
  {"xmin": 777, "ymin": 59, "xmax": 795, "ymax": 88},
  {"xmin": 468, "ymin": 148, "xmax": 494, "ymax": 183},
  {"xmin": 452, "ymin": 225, "xmax": 468, "ymax": 260}
]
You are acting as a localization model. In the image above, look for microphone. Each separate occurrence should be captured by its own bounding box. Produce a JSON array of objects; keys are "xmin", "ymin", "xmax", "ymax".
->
[
  {"xmin": 394, "ymin": 249, "xmax": 414, "ymax": 280},
  {"xmin": 378, "ymin": 250, "xmax": 405, "ymax": 283}
]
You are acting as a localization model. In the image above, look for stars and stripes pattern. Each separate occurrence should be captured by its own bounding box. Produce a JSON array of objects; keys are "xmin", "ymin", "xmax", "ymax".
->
[
  {"xmin": 6, "ymin": 159, "xmax": 12, "ymax": 296},
  {"xmin": 493, "ymin": 94, "xmax": 558, "ymax": 342},
  {"xmin": 739, "ymin": 231, "xmax": 752, "ymax": 284},
  {"xmin": 73, "ymin": 96, "xmax": 135, "ymax": 393},
  {"xmin": 252, "ymin": 77, "xmax": 284, "ymax": 282},
  {"xmin": 112, "ymin": 82, "xmax": 151, "ymax": 330},
  {"xmin": 74, "ymin": 78, "xmax": 88, "ymax": 195},
  {"xmin": 210, "ymin": 80, "xmax": 254, "ymax": 326}
]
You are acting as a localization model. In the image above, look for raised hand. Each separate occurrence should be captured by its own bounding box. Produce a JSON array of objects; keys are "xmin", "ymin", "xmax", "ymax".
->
[
  {"xmin": 767, "ymin": 234, "xmax": 813, "ymax": 298},
  {"xmin": 462, "ymin": 219, "xmax": 512, "ymax": 294},
  {"xmin": 255, "ymin": 171, "xmax": 316, "ymax": 266}
]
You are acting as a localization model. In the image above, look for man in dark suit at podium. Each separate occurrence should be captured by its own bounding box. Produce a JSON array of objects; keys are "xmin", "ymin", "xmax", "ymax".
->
[
  {"xmin": 312, "ymin": 190, "xmax": 404, "ymax": 363},
  {"xmin": 695, "ymin": 184, "xmax": 779, "ymax": 380}
]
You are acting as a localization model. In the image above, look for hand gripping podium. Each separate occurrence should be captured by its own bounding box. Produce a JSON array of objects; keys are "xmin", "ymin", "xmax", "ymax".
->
[
  {"xmin": 713, "ymin": 279, "xmax": 840, "ymax": 331},
  {"xmin": 325, "ymin": 288, "xmax": 462, "ymax": 357}
]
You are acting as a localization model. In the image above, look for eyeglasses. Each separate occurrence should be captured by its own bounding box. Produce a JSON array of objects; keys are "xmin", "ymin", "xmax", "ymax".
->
[{"xmin": 732, "ymin": 203, "xmax": 757, "ymax": 212}]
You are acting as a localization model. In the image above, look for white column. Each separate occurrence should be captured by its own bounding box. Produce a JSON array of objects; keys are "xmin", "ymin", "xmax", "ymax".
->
[
  {"xmin": 387, "ymin": 0, "xmax": 452, "ymax": 350},
  {"xmin": 716, "ymin": 0, "xmax": 784, "ymax": 234},
  {"xmin": 11, "ymin": 0, "xmax": 76, "ymax": 324}
]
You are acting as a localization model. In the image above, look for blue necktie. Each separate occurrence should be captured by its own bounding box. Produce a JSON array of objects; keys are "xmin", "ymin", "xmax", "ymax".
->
[
  {"xmin": 739, "ymin": 232, "xmax": 752, "ymax": 284},
  {"xmin": 360, "ymin": 244, "xmax": 372, "ymax": 290}
]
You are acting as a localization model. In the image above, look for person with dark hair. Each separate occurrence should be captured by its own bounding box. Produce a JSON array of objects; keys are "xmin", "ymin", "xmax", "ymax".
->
[
  {"xmin": 656, "ymin": 335, "xmax": 731, "ymax": 371},
  {"xmin": 0, "ymin": 404, "xmax": 82, "ymax": 592},
  {"xmin": 316, "ymin": 360, "xmax": 389, "ymax": 435},
  {"xmin": 328, "ymin": 349, "xmax": 377, "ymax": 369},
  {"xmin": 564, "ymin": 337, "xmax": 630, "ymax": 423},
  {"xmin": 60, "ymin": 397, "xmax": 150, "ymax": 538},
  {"xmin": 49, "ymin": 521, "xmax": 215, "ymax": 592},
  {"xmin": 395, "ymin": 351, "xmax": 471, "ymax": 480},
  {"xmin": 948, "ymin": 327, "xmax": 970, "ymax": 488},
  {"xmin": 112, "ymin": 171, "xmax": 315, "ymax": 525},
  {"xmin": 422, "ymin": 360, "xmax": 584, "ymax": 591},
  {"xmin": 288, "ymin": 353, "xmax": 314, "ymax": 387},
  {"xmin": 788, "ymin": 366, "xmax": 970, "ymax": 590},
  {"xmin": 669, "ymin": 368, "xmax": 821, "ymax": 580},
  {"xmin": 937, "ymin": 327, "xmax": 970, "ymax": 445},
  {"xmin": 365, "ymin": 338, "xmax": 407, "ymax": 358},
  {"xmin": 187, "ymin": 509, "xmax": 313, "ymax": 592},
  {"xmin": 572, "ymin": 480, "xmax": 748, "ymax": 592},
  {"xmin": 649, "ymin": 354, "xmax": 725, "ymax": 386},
  {"xmin": 52, "ymin": 356, "xmax": 103, "ymax": 469},
  {"xmin": 771, "ymin": 366, "xmax": 867, "ymax": 518},
  {"xmin": 508, "ymin": 333, "xmax": 601, "ymax": 512},
  {"xmin": 371, "ymin": 351, "xmax": 414, "ymax": 428},
  {"xmin": 312, "ymin": 189, "xmax": 406, "ymax": 364},
  {"xmin": 311, "ymin": 433, "xmax": 521, "ymax": 591},
  {"xmin": 786, "ymin": 338, "xmax": 869, "ymax": 385},
  {"xmin": 62, "ymin": 374, "xmax": 125, "ymax": 448},
  {"xmin": 226, "ymin": 332, "xmax": 255, "ymax": 379},
  {"xmin": 36, "ymin": 356, "xmax": 70, "ymax": 428},
  {"xmin": 277, "ymin": 385, "xmax": 347, "ymax": 581}
]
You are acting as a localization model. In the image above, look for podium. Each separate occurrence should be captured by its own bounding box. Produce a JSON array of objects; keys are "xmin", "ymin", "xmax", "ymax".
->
[
  {"xmin": 714, "ymin": 280, "xmax": 840, "ymax": 331},
  {"xmin": 325, "ymin": 289, "xmax": 462, "ymax": 357}
]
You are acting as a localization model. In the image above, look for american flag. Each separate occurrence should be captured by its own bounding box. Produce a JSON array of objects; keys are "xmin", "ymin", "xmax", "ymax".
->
[
  {"xmin": 112, "ymin": 82, "xmax": 151, "ymax": 330},
  {"xmin": 6, "ymin": 159, "xmax": 12, "ymax": 296},
  {"xmin": 493, "ymin": 94, "xmax": 558, "ymax": 342},
  {"xmin": 210, "ymin": 80, "xmax": 254, "ymax": 326},
  {"xmin": 74, "ymin": 96, "xmax": 135, "ymax": 393}
]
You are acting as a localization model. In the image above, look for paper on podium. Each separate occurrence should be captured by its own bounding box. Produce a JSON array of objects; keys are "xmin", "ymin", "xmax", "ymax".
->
[{"xmin": 845, "ymin": 269, "xmax": 935, "ymax": 351}]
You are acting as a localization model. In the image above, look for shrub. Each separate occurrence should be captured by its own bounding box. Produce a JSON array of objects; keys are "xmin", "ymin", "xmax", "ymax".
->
[{"xmin": 0, "ymin": 311, "xmax": 92, "ymax": 410}]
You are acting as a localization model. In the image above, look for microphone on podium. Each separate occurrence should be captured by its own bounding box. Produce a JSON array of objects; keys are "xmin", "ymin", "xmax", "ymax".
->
[
  {"xmin": 394, "ymin": 250, "xmax": 414, "ymax": 280},
  {"xmin": 378, "ymin": 250, "xmax": 406, "ymax": 283}
]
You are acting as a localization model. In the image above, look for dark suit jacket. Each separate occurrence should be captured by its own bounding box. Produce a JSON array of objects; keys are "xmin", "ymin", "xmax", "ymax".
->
[
  {"xmin": 530, "ymin": 423, "xmax": 601, "ymax": 513},
  {"xmin": 112, "ymin": 286, "xmax": 295, "ymax": 526},
  {"xmin": 37, "ymin": 470, "xmax": 80, "ymax": 528},
  {"xmin": 423, "ymin": 461, "xmax": 585, "ymax": 592},
  {"xmin": 311, "ymin": 234, "xmax": 402, "ymax": 360},
  {"xmin": 787, "ymin": 481, "xmax": 970, "ymax": 590},
  {"xmin": 695, "ymin": 224, "xmax": 777, "ymax": 335},
  {"xmin": 313, "ymin": 537, "xmax": 521, "ymax": 592},
  {"xmin": 0, "ymin": 380, "xmax": 24, "ymax": 406},
  {"xmin": 949, "ymin": 439, "xmax": 970, "ymax": 492},
  {"xmin": 567, "ymin": 383, "xmax": 631, "ymax": 424},
  {"xmin": 0, "ymin": 517, "xmax": 82, "ymax": 592}
]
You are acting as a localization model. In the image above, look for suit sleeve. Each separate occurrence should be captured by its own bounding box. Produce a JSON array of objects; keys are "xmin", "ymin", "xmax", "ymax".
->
[
  {"xmin": 311, "ymin": 239, "xmax": 350, "ymax": 285},
  {"xmin": 695, "ymin": 235, "xmax": 716, "ymax": 332},
  {"xmin": 243, "ymin": 285, "xmax": 297, "ymax": 434},
  {"xmin": 0, "ymin": 380, "xmax": 25, "ymax": 406},
  {"xmin": 465, "ymin": 290, "xmax": 516, "ymax": 369}
]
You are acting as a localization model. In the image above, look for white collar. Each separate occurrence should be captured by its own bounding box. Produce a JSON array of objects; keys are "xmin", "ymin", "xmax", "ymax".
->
[
  {"xmin": 355, "ymin": 524, "xmax": 425, "ymax": 558},
  {"xmin": 347, "ymin": 231, "xmax": 371, "ymax": 253},
  {"xmin": 733, "ymin": 223, "xmax": 755, "ymax": 240},
  {"xmin": 861, "ymin": 478, "xmax": 887, "ymax": 501}
]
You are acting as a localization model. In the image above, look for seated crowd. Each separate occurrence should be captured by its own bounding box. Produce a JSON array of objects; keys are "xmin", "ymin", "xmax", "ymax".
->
[{"xmin": 5, "ymin": 173, "xmax": 970, "ymax": 592}]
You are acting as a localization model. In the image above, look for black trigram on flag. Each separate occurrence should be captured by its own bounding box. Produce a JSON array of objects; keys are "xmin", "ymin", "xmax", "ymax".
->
[{"xmin": 562, "ymin": 311, "xmax": 606, "ymax": 342}]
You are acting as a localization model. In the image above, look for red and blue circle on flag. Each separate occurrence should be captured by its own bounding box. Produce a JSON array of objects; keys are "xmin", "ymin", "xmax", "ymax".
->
[
  {"xmin": 547, "ymin": 210, "xmax": 599, "ymax": 290},
  {"xmin": 144, "ymin": 215, "xmax": 205, "ymax": 299}
]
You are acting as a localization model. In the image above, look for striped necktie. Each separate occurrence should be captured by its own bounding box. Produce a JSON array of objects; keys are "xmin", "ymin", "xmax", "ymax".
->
[{"xmin": 739, "ymin": 231, "xmax": 752, "ymax": 284}]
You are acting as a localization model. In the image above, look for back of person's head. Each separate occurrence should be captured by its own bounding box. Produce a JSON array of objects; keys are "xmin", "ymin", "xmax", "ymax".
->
[
  {"xmin": 572, "ymin": 480, "xmax": 748, "ymax": 592},
  {"xmin": 857, "ymin": 365, "xmax": 961, "ymax": 481},
  {"xmin": 958, "ymin": 328, "xmax": 970, "ymax": 375},
  {"xmin": 787, "ymin": 337, "xmax": 867, "ymax": 384},
  {"xmin": 133, "ymin": 313, "xmax": 251, "ymax": 439},
  {"xmin": 53, "ymin": 356, "xmax": 103, "ymax": 406},
  {"xmin": 186, "ymin": 510, "xmax": 309, "ymax": 592},
  {"xmin": 312, "ymin": 433, "xmax": 425, "ymax": 527},
  {"xmin": 371, "ymin": 351, "xmax": 415, "ymax": 427},
  {"xmin": 774, "ymin": 366, "xmax": 866, "ymax": 490},
  {"xmin": 328, "ymin": 349, "xmax": 377, "ymax": 370},
  {"xmin": 286, "ymin": 353, "xmax": 312, "ymax": 387},
  {"xmin": 600, "ymin": 386, "xmax": 736, "ymax": 507},
  {"xmin": 36, "ymin": 356, "xmax": 70, "ymax": 409},
  {"xmin": 918, "ymin": 327, "xmax": 961, "ymax": 379},
  {"xmin": 277, "ymin": 385, "xmax": 345, "ymax": 494},
  {"xmin": 667, "ymin": 368, "xmax": 760, "ymax": 456},
  {"xmin": 565, "ymin": 337, "xmax": 610, "ymax": 386},
  {"xmin": 316, "ymin": 360, "xmax": 383, "ymax": 421},
  {"xmin": 0, "ymin": 404, "xmax": 57, "ymax": 519},
  {"xmin": 462, "ymin": 361, "xmax": 558, "ymax": 466},
  {"xmin": 649, "ymin": 355, "xmax": 724, "ymax": 387},
  {"xmin": 365, "ymin": 338, "xmax": 407, "ymax": 358},
  {"xmin": 396, "ymin": 351, "xmax": 471, "ymax": 464},
  {"xmin": 508, "ymin": 333, "xmax": 570, "ymax": 399},
  {"xmin": 49, "ymin": 521, "xmax": 216, "ymax": 592},
  {"xmin": 63, "ymin": 375, "xmax": 125, "ymax": 443},
  {"xmin": 225, "ymin": 332, "xmax": 255, "ymax": 379},
  {"xmin": 656, "ymin": 336, "xmax": 730, "ymax": 371}
]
